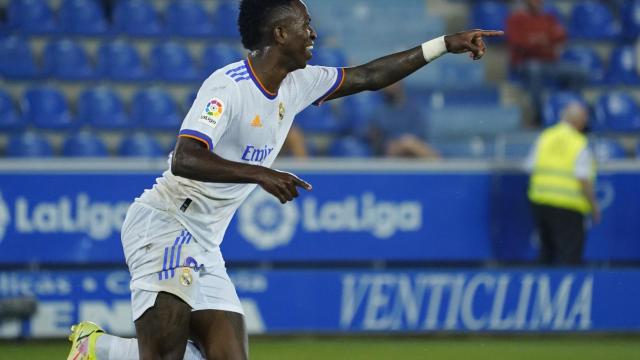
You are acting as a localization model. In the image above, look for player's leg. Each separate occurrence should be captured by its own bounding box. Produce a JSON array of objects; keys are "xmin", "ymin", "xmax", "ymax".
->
[
  {"xmin": 190, "ymin": 310, "xmax": 248, "ymax": 360},
  {"xmin": 134, "ymin": 292, "xmax": 192, "ymax": 359}
]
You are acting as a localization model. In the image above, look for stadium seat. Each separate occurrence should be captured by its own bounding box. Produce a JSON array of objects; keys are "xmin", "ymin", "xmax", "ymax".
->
[
  {"xmin": 434, "ymin": 137, "xmax": 494, "ymax": 159},
  {"xmin": 340, "ymin": 92, "xmax": 383, "ymax": 136},
  {"xmin": 7, "ymin": 0, "xmax": 57, "ymax": 34},
  {"xmin": 166, "ymin": 0, "xmax": 213, "ymax": 37},
  {"xmin": 471, "ymin": 1, "xmax": 508, "ymax": 32},
  {"xmin": 131, "ymin": 89, "xmax": 181, "ymax": 130},
  {"xmin": 560, "ymin": 46, "xmax": 605, "ymax": 85},
  {"xmin": 296, "ymin": 104, "xmax": 342, "ymax": 134},
  {"xmin": 43, "ymin": 39, "xmax": 95, "ymax": 80},
  {"xmin": 426, "ymin": 106, "xmax": 521, "ymax": 141},
  {"xmin": 150, "ymin": 43, "xmax": 199, "ymax": 82},
  {"xmin": 113, "ymin": 0, "xmax": 163, "ymax": 37},
  {"xmin": 213, "ymin": 0, "xmax": 241, "ymax": 39},
  {"xmin": 201, "ymin": 44, "xmax": 243, "ymax": 77},
  {"xmin": 591, "ymin": 138, "xmax": 627, "ymax": 161},
  {"xmin": 494, "ymin": 132, "xmax": 540, "ymax": 160},
  {"xmin": 594, "ymin": 92, "xmax": 640, "ymax": 131},
  {"xmin": 22, "ymin": 87, "xmax": 78, "ymax": 129},
  {"xmin": 78, "ymin": 87, "xmax": 133, "ymax": 129},
  {"xmin": 58, "ymin": 0, "xmax": 109, "ymax": 35},
  {"xmin": 621, "ymin": 0, "xmax": 640, "ymax": 39},
  {"xmin": 420, "ymin": 87, "xmax": 500, "ymax": 109},
  {"xmin": 62, "ymin": 131, "xmax": 109, "ymax": 157},
  {"xmin": 569, "ymin": 1, "xmax": 620, "ymax": 39},
  {"xmin": 6, "ymin": 132, "xmax": 54, "ymax": 157},
  {"xmin": 0, "ymin": 90, "xmax": 25, "ymax": 131},
  {"xmin": 605, "ymin": 46, "xmax": 640, "ymax": 85},
  {"xmin": 328, "ymin": 136, "xmax": 373, "ymax": 157},
  {"xmin": 0, "ymin": 36, "xmax": 40, "ymax": 79},
  {"xmin": 118, "ymin": 132, "xmax": 164, "ymax": 157},
  {"xmin": 542, "ymin": 91, "xmax": 588, "ymax": 127},
  {"xmin": 96, "ymin": 41, "xmax": 148, "ymax": 81},
  {"xmin": 308, "ymin": 47, "xmax": 348, "ymax": 68},
  {"xmin": 636, "ymin": 142, "xmax": 640, "ymax": 159}
]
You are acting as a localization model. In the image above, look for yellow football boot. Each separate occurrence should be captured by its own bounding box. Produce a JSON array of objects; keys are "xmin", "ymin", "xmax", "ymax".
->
[{"xmin": 66, "ymin": 321, "xmax": 104, "ymax": 360}]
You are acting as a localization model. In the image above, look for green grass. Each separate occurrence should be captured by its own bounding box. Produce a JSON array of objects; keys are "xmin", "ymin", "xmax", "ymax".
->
[{"xmin": 1, "ymin": 337, "xmax": 639, "ymax": 360}]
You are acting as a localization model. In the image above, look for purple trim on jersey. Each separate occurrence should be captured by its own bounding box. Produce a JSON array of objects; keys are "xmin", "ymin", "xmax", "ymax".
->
[
  {"xmin": 244, "ymin": 59, "xmax": 278, "ymax": 100},
  {"xmin": 225, "ymin": 64, "xmax": 246, "ymax": 75},
  {"xmin": 179, "ymin": 129, "xmax": 214, "ymax": 151},
  {"xmin": 313, "ymin": 67, "xmax": 345, "ymax": 106}
]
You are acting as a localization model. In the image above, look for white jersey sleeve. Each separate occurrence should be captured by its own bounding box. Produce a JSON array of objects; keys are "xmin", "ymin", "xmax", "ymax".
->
[
  {"xmin": 291, "ymin": 65, "xmax": 345, "ymax": 112},
  {"xmin": 178, "ymin": 76, "xmax": 240, "ymax": 150}
]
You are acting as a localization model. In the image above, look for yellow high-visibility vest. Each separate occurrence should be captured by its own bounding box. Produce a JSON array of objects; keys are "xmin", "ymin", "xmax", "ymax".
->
[{"xmin": 528, "ymin": 122, "xmax": 594, "ymax": 214}]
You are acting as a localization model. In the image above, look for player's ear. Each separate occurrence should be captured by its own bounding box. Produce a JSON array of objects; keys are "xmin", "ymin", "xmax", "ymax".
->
[{"xmin": 273, "ymin": 25, "xmax": 288, "ymax": 45}]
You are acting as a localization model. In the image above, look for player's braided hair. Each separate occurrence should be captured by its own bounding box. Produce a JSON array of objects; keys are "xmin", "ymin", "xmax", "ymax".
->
[{"xmin": 238, "ymin": 0, "xmax": 296, "ymax": 50}]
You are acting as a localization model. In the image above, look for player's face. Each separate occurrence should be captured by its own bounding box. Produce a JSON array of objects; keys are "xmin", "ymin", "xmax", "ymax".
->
[{"xmin": 284, "ymin": 1, "xmax": 317, "ymax": 68}]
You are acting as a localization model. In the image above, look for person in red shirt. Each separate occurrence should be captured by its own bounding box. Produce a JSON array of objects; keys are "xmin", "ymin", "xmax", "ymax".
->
[{"xmin": 506, "ymin": 0, "xmax": 588, "ymax": 123}]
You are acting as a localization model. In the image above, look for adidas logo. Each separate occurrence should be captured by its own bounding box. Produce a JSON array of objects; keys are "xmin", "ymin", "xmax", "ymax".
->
[{"xmin": 250, "ymin": 115, "xmax": 263, "ymax": 128}]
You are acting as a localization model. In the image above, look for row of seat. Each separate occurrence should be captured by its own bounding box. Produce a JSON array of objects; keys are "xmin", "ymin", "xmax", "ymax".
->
[
  {"xmin": 561, "ymin": 45, "xmax": 640, "ymax": 85},
  {"xmin": 3, "ymin": 0, "xmax": 239, "ymax": 38},
  {"xmin": 5, "ymin": 130, "xmax": 638, "ymax": 160},
  {"xmin": 472, "ymin": 0, "xmax": 640, "ymax": 40}
]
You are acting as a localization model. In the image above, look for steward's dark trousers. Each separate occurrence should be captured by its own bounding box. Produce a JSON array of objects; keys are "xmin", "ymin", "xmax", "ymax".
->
[{"xmin": 531, "ymin": 203, "xmax": 586, "ymax": 265}]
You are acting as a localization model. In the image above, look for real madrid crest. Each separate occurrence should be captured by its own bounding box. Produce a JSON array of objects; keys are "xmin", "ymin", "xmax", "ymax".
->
[
  {"xmin": 278, "ymin": 102, "xmax": 285, "ymax": 121},
  {"xmin": 180, "ymin": 267, "xmax": 193, "ymax": 287}
]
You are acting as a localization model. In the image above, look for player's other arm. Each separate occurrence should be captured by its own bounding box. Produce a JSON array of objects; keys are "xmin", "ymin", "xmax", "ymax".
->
[
  {"xmin": 172, "ymin": 137, "xmax": 311, "ymax": 204},
  {"xmin": 327, "ymin": 29, "xmax": 503, "ymax": 100}
]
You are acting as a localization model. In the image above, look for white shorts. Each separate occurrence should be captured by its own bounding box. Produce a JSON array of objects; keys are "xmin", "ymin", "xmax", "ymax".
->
[{"xmin": 121, "ymin": 202, "xmax": 244, "ymax": 321}]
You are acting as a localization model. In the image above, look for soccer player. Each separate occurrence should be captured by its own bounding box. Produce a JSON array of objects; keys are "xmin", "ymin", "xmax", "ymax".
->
[{"xmin": 67, "ymin": 1, "xmax": 502, "ymax": 359}]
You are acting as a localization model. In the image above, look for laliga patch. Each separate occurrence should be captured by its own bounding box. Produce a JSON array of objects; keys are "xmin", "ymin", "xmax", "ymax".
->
[{"xmin": 198, "ymin": 98, "xmax": 224, "ymax": 128}]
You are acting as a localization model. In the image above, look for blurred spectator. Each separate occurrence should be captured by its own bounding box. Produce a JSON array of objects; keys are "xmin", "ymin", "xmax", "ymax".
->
[
  {"xmin": 507, "ymin": 0, "xmax": 588, "ymax": 122},
  {"xmin": 526, "ymin": 103, "xmax": 600, "ymax": 265},
  {"xmin": 282, "ymin": 125, "xmax": 308, "ymax": 158},
  {"xmin": 368, "ymin": 82, "xmax": 440, "ymax": 159}
]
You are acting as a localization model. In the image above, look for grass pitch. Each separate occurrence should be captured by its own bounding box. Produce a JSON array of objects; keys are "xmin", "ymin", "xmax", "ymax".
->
[{"xmin": 1, "ymin": 336, "xmax": 638, "ymax": 360}]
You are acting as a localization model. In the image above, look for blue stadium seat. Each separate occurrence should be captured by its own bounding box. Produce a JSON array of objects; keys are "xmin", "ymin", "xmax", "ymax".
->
[
  {"xmin": 0, "ymin": 90, "xmax": 25, "ymax": 131},
  {"xmin": 43, "ymin": 39, "xmax": 95, "ymax": 80},
  {"xmin": 62, "ymin": 131, "xmax": 109, "ymax": 157},
  {"xmin": 22, "ymin": 87, "xmax": 77, "ymax": 129},
  {"xmin": 434, "ymin": 137, "xmax": 494, "ymax": 159},
  {"xmin": 621, "ymin": 0, "xmax": 640, "ymax": 40},
  {"xmin": 150, "ymin": 43, "xmax": 199, "ymax": 82},
  {"xmin": 308, "ymin": 47, "xmax": 348, "ymax": 68},
  {"xmin": 561, "ymin": 46, "xmax": 605, "ymax": 84},
  {"xmin": 636, "ymin": 142, "xmax": 640, "ymax": 159},
  {"xmin": 594, "ymin": 92, "xmax": 640, "ymax": 131},
  {"xmin": 569, "ymin": 1, "xmax": 620, "ymax": 39},
  {"xmin": 605, "ymin": 46, "xmax": 640, "ymax": 85},
  {"xmin": 591, "ymin": 138, "xmax": 627, "ymax": 161},
  {"xmin": 78, "ymin": 87, "xmax": 133, "ymax": 129},
  {"xmin": 296, "ymin": 104, "xmax": 342, "ymax": 134},
  {"xmin": 119, "ymin": 132, "xmax": 164, "ymax": 157},
  {"xmin": 419, "ymin": 87, "xmax": 500, "ymax": 109},
  {"xmin": 96, "ymin": 41, "xmax": 148, "ymax": 81},
  {"xmin": 471, "ymin": 1, "xmax": 508, "ymax": 31},
  {"xmin": 495, "ymin": 132, "xmax": 540, "ymax": 160},
  {"xmin": 132, "ymin": 89, "xmax": 181, "ymax": 130},
  {"xmin": 0, "ymin": 36, "xmax": 40, "ymax": 79},
  {"xmin": 329, "ymin": 136, "xmax": 373, "ymax": 158},
  {"xmin": 426, "ymin": 106, "xmax": 521, "ymax": 141},
  {"xmin": 113, "ymin": 0, "xmax": 163, "ymax": 37},
  {"xmin": 6, "ymin": 132, "xmax": 54, "ymax": 157},
  {"xmin": 201, "ymin": 44, "xmax": 243, "ymax": 77},
  {"xmin": 542, "ymin": 91, "xmax": 588, "ymax": 127},
  {"xmin": 8, "ymin": 0, "xmax": 57, "ymax": 34},
  {"xmin": 340, "ymin": 92, "xmax": 383, "ymax": 136},
  {"xmin": 58, "ymin": 0, "xmax": 109, "ymax": 35},
  {"xmin": 213, "ymin": 0, "xmax": 241, "ymax": 39},
  {"xmin": 166, "ymin": 0, "xmax": 213, "ymax": 37}
]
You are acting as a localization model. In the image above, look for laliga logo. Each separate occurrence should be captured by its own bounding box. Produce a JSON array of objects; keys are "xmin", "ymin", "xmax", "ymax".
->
[
  {"xmin": 238, "ymin": 190, "xmax": 299, "ymax": 250},
  {"xmin": 0, "ymin": 192, "xmax": 10, "ymax": 243}
]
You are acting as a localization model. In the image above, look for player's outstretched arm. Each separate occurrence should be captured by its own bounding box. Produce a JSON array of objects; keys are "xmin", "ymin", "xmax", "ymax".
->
[
  {"xmin": 172, "ymin": 137, "xmax": 311, "ymax": 204},
  {"xmin": 326, "ymin": 29, "xmax": 503, "ymax": 100}
]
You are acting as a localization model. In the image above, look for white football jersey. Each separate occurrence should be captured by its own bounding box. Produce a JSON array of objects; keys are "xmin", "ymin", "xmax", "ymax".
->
[{"xmin": 137, "ymin": 58, "xmax": 344, "ymax": 251}]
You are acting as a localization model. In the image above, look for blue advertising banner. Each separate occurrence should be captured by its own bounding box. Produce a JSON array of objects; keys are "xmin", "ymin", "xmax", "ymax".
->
[
  {"xmin": 1, "ymin": 268, "xmax": 639, "ymax": 338},
  {"xmin": 0, "ymin": 162, "xmax": 638, "ymax": 264}
]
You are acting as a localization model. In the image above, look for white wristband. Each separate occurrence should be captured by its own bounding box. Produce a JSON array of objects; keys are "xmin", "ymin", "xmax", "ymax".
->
[{"xmin": 421, "ymin": 36, "xmax": 447, "ymax": 63}]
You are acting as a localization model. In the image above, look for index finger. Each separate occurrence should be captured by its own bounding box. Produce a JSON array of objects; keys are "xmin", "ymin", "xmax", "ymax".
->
[
  {"xmin": 476, "ymin": 30, "xmax": 504, "ymax": 37},
  {"xmin": 292, "ymin": 176, "xmax": 313, "ymax": 191}
]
